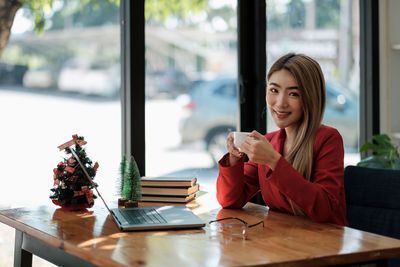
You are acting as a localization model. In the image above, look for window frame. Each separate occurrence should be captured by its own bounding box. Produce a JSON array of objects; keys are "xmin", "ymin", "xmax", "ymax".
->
[
  {"xmin": 120, "ymin": 0, "xmax": 378, "ymax": 173},
  {"xmin": 360, "ymin": 0, "xmax": 380, "ymax": 155},
  {"xmin": 120, "ymin": 0, "xmax": 146, "ymax": 174}
]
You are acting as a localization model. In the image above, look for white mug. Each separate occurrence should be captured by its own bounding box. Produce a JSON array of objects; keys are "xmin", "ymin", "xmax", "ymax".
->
[{"xmin": 233, "ymin": 132, "xmax": 251, "ymax": 151}]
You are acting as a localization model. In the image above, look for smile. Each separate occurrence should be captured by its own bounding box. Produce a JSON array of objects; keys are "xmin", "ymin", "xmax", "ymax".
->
[{"xmin": 274, "ymin": 110, "xmax": 291, "ymax": 119}]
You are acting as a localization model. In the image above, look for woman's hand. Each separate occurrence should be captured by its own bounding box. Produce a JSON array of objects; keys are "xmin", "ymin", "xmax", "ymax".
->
[
  {"xmin": 240, "ymin": 130, "xmax": 281, "ymax": 170},
  {"xmin": 227, "ymin": 132, "xmax": 242, "ymax": 166}
]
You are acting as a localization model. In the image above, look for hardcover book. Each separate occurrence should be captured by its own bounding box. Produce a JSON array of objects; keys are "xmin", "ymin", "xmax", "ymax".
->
[
  {"xmin": 141, "ymin": 184, "xmax": 199, "ymax": 196},
  {"xmin": 140, "ymin": 176, "xmax": 197, "ymax": 187},
  {"xmin": 140, "ymin": 193, "xmax": 197, "ymax": 203}
]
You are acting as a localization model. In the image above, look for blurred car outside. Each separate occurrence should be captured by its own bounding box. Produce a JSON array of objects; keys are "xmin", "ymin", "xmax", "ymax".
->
[
  {"xmin": 146, "ymin": 70, "xmax": 192, "ymax": 99},
  {"xmin": 178, "ymin": 77, "xmax": 359, "ymax": 163},
  {"xmin": 0, "ymin": 63, "xmax": 28, "ymax": 86},
  {"xmin": 178, "ymin": 77, "xmax": 237, "ymax": 162},
  {"xmin": 57, "ymin": 59, "xmax": 120, "ymax": 97},
  {"xmin": 23, "ymin": 67, "xmax": 57, "ymax": 89}
]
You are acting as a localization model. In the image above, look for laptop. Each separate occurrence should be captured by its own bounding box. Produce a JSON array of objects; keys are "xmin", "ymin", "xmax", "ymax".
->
[{"xmin": 70, "ymin": 148, "xmax": 205, "ymax": 231}]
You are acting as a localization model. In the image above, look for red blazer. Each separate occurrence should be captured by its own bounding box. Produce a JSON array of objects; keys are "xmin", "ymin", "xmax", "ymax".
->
[{"xmin": 216, "ymin": 125, "xmax": 348, "ymax": 226}]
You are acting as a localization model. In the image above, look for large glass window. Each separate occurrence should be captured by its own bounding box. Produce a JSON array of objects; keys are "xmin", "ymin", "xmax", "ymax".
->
[
  {"xmin": 266, "ymin": 0, "xmax": 360, "ymax": 165},
  {"xmin": 0, "ymin": 1, "xmax": 121, "ymax": 207},
  {"xmin": 0, "ymin": 1, "xmax": 120, "ymax": 265},
  {"xmin": 145, "ymin": 0, "xmax": 237, "ymax": 190}
]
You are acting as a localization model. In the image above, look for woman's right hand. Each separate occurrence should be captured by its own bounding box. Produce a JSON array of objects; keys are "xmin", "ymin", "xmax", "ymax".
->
[{"xmin": 227, "ymin": 132, "xmax": 242, "ymax": 166}]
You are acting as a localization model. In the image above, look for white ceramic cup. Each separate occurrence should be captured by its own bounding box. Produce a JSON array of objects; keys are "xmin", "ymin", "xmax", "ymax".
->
[{"xmin": 233, "ymin": 132, "xmax": 251, "ymax": 151}]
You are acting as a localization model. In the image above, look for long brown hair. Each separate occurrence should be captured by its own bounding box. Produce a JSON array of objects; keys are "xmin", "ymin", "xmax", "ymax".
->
[{"xmin": 267, "ymin": 53, "xmax": 326, "ymax": 181}]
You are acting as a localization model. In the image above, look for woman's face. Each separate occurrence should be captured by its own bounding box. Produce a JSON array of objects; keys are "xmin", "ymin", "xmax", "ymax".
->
[{"xmin": 266, "ymin": 69, "xmax": 303, "ymax": 131}]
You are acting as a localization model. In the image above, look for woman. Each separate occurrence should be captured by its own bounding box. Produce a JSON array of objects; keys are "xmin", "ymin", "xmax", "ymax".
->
[{"xmin": 216, "ymin": 53, "xmax": 348, "ymax": 226}]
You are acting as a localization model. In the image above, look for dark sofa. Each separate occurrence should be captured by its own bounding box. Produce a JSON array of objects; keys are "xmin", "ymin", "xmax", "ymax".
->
[{"xmin": 344, "ymin": 165, "xmax": 400, "ymax": 266}]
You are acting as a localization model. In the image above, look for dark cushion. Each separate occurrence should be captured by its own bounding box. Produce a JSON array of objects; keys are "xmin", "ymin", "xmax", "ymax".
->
[
  {"xmin": 344, "ymin": 166, "xmax": 400, "ymax": 209},
  {"xmin": 344, "ymin": 166, "xmax": 400, "ymax": 265},
  {"xmin": 347, "ymin": 205, "xmax": 400, "ymax": 239}
]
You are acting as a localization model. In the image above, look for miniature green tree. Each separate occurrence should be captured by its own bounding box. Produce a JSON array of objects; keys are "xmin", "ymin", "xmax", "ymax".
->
[
  {"xmin": 118, "ymin": 155, "xmax": 141, "ymax": 204},
  {"xmin": 118, "ymin": 156, "xmax": 128, "ymax": 200}
]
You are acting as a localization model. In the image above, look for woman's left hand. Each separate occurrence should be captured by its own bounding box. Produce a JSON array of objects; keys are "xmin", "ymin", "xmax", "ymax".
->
[{"xmin": 240, "ymin": 130, "xmax": 281, "ymax": 170}]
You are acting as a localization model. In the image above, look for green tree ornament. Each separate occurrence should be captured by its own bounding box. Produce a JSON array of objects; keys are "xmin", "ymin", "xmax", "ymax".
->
[
  {"xmin": 128, "ymin": 156, "xmax": 141, "ymax": 202},
  {"xmin": 119, "ymin": 155, "xmax": 141, "ymax": 203}
]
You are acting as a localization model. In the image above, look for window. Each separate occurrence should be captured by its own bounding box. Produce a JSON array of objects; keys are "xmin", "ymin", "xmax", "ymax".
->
[
  {"xmin": 144, "ymin": 0, "xmax": 238, "ymax": 190},
  {"xmin": 214, "ymin": 81, "xmax": 237, "ymax": 98},
  {"xmin": 266, "ymin": 0, "xmax": 360, "ymax": 165},
  {"xmin": 0, "ymin": 0, "xmax": 121, "ymax": 208}
]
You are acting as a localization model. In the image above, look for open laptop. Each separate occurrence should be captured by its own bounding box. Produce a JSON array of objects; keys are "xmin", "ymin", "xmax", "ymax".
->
[{"xmin": 70, "ymin": 148, "xmax": 205, "ymax": 231}]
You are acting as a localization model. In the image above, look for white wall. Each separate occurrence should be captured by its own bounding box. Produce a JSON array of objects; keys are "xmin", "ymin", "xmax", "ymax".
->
[{"xmin": 379, "ymin": 0, "xmax": 400, "ymax": 143}]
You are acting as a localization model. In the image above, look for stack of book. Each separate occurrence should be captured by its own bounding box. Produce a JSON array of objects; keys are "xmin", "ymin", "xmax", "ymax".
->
[{"xmin": 140, "ymin": 176, "xmax": 199, "ymax": 203}]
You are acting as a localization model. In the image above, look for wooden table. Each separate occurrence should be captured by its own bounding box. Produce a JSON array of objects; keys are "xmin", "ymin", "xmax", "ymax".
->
[{"xmin": 1, "ymin": 194, "xmax": 400, "ymax": 267}]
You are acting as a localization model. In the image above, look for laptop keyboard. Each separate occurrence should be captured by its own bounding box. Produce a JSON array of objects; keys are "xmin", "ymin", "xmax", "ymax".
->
[{"xmin": 119, "ymin": 208, "xmax": 167, "ymax": 224}]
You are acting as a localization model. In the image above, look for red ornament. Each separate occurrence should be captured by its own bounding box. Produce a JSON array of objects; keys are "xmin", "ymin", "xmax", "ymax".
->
[
  {"xmin": 57, "ymin": 134, "xmax": 87, "ymax": 151},
  {"xmin": 57, "ymin": 162, "xmax": 66, "ymax": 168},
  {"xmin": 53, "ymin": 168, "xmax": 61, "ymax": 185},
  {"xmin": 67, "ymin": 175, "xmax": 78, "ymax": 183},
  {"xmin": 64, "ymin": 166, "xmax": 75, "ymax": 174},
  {"xmin": 68, "ymin": 156, "xmax": 76, "ymax": 166},
  {"xmin": 85, "ymin": 190, "xmax": 94, "ymax": 205},
  {"xmin": 93, "ymin": 162, "xmax": 99, "ymax": 173},
  {"xmin": 76, "ymin": 139, "xmax": 87, "ymax": 147}
]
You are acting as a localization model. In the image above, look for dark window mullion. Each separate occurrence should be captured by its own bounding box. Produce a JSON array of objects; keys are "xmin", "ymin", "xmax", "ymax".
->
[
  {"xmin": 360, "ymin": 0, "xmax": 380, "ymax": 154},
  {"xmin": 121, "ymin": 0, "xmax": 146, "ymax": 175},
  {"xmin": 238, "ymin": 0, "xmax": 266, "ymax": 134},
  {"xmin": 238, "ymin": 0, "xmax": 266, "ymax": 206}
]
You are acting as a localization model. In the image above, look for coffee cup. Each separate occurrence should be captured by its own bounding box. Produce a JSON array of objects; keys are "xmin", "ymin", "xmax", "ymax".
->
[{"xmin": 233, "ymin": 132, "xmax": 251, "ymax": 151}]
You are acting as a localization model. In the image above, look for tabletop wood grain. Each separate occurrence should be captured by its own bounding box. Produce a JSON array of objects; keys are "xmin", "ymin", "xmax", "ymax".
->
[{"xmin": 1, "ymin": 193, "xmax": 400, "ymax": 267}]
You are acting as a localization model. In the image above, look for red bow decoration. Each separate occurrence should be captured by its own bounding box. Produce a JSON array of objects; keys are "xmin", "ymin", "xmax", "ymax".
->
[
  {"xmin": 53, "ymin": 168, "xmax": 60, "ymax": 186},
  {"xmin": 68, "ymin": 156, "xmax": 76, "ymax": 166},
  {"xmin": 93, "ymin": 162, "xmax": 99, "ymax": 173},
  {"xmin": 73, "ymin": 186, "xmax": 93, "ymax": 205},
  {"xmin": 64, "ymin": 166, "xmax": 75, "ymax": 174},
  {"xmin": 66, "ymin": 175, "xmax": 78, "ymax": 183},
  {"xmin": 57, "ymin": 134, "xmax": 87, "ymax": 151},
  {"xmin": 53, "ymin": 164, "xmax": 65, "ymax": 186},
  {"xmin": 57, "ymin": 162, "xmax": 66, "ymax": 169},
  {"xmin": 73, "ymin": 190, "xmax": 84, "ymax": 197},
  {"xmin": 86, "ymin": 190, "xmax": 94, "ymax": 205}
]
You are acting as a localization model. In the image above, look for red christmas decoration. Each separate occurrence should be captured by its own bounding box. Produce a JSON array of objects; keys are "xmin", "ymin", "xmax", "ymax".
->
[{"xmin": 50, "ymin": 135, "xmax": 99, "ymax": 210}]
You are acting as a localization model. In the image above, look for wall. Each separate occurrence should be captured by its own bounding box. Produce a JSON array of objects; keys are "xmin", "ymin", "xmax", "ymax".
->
[{"xmin": 379, "ymin": 0, "xmax": 400, "ymax": 143}]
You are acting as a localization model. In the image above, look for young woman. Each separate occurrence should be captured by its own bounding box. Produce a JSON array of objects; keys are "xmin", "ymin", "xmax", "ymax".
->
[{"xmin": 216, "ymin": 53, "xmax": 348, "ymax": 226}]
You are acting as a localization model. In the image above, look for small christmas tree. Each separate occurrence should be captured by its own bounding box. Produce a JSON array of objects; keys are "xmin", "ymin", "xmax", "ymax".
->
[
  {"xmin": 118, "ymin": 155, "xmax": 141, "ymax": 207},
  {"xmin": 50, "ymin": 134, "xmax": 99, "ymax": 210}
]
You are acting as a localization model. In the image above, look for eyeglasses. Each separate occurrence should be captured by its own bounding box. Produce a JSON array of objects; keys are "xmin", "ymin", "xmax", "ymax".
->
[{"xmin": 209, "ymin": 217, "xmax": 264, "ymax": 239}]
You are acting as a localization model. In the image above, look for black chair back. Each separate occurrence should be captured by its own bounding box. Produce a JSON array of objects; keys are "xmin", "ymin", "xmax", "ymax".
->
[{"xmin": 344, "ymin": 166, "xmax": 400, "ymax": 266}]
